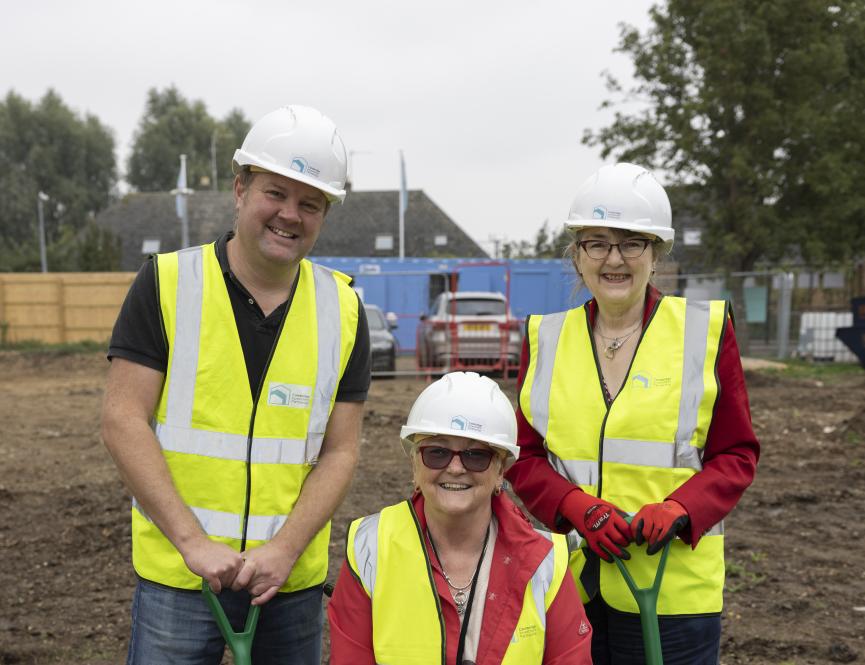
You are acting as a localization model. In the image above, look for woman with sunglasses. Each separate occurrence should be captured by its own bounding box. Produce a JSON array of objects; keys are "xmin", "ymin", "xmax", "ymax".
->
[
  {"xmin": 506, "ymin": 163, "xmax": 760, "ymax": 664},
  {"xmin": 328, "ymin": 371, "xmax": 593, "ymax": 664}
]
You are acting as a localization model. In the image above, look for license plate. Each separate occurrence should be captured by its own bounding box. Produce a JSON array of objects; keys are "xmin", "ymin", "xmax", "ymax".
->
[{"xmin": 461, "ymin": 323, "xmax": 492, "ymax": 332}]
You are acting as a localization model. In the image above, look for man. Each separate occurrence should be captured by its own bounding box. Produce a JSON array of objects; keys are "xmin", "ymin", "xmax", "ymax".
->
[{"xmin": 102, "ymin": 105, "xmax": 370, "ymax": 664}]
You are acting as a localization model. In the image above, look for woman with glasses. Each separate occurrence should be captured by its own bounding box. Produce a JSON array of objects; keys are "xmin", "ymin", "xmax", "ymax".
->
[
  {"xmin": 328, "ymin": 372, "xmax": 593, "ymax": 664},
  {"xmin": 507, "ymin": 163, "xmax": 759, "ymax": 664}
]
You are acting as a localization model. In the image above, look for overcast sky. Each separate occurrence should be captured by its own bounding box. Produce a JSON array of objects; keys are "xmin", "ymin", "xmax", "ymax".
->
[{"xmin": 2, "ymin": 0, "xmax": 656, "ymax": 254}]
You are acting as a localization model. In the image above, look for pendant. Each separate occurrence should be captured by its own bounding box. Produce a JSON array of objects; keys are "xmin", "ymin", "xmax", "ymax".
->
[
  {"xmin": 604, "ymin": 339, "xmax": 621, "ymax": 359},
  {"xmin": 453, "ymin": 589, "xmax": 467, "ymax": 616}
]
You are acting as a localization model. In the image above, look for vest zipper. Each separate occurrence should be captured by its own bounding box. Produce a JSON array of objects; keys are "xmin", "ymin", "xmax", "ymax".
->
[
  {"xmin": 587, "ymin": 296, "xmax": 663, "ymax": 499},
  {"xmin": 239, "ymin": 306, "xmax": 290, "ymax": 552},
  {"xmin": 407, "ymin": 500, "xmax": 447, "ymax": 665}
]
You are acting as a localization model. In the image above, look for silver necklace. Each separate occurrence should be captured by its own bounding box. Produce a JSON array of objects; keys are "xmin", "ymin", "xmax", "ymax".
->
[
  {"xmin": 596, "ymin": 320, "xmax": 641, "ymax": 359},
  {"xmin": 442, "ymin": 570, "xmax": 475, "ymax": 616},
  {"xmin": 428, "ymin": 525, "xmax": 490, "ymax": 617}
]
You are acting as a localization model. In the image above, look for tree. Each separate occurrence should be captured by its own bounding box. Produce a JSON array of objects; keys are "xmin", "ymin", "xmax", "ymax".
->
[
  {"xmin": 0, "ymin": 90, "xmax": 117, "ymax": 271},
  {"xmin": 502, "ymin": 220, "xmax": 571, "ymax": 259},
  {"xmin": 127, "ymin": 87, "xmax": 251, "ymax": 192},
  {"xmin": 583, "ymin": 0, "xmax": 865, "ymax": 346}
]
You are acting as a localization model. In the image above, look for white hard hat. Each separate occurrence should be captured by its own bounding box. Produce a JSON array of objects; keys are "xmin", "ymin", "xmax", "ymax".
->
[
  {"xmin": 400, "ymin": 372, "xmax": 519, "ymax": 467},
  {"xmin": 564, "ymin": 162, "xmax": 674, "ymax": 252},
  {"xmin": 232, "ymin": 105, "xmax": 348, "ymax": 203}
]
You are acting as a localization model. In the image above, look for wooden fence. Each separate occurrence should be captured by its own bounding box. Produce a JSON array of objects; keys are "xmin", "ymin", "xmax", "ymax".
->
[{"xmin": 0, "ymin": 273, "xmax": 135, "ymax": 344}]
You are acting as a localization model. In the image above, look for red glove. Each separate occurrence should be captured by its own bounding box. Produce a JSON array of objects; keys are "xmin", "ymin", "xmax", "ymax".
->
[
  {"xmin": 560, "ymin": 489, "xmax": 631, "ymax": 562},
  {"xmin": 631, "ymin": 500, "xmax": 690, "ymax": 555}
]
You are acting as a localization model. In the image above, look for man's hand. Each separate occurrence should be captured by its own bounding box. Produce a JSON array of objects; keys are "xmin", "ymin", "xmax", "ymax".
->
[
  {"xmin": 631, "ymin": 500, "xmax": 690, "ymax": 555},
  {"xmin": 560, "ymin": 490, "xmax": 632, "ymax": 562},
  {"xmin": 232, "ymin": 541, "xmax": 299, "ymax": 606},
  {"xmin": 180, "ymin": 536, "xmax": 244, "ymax": 593}
]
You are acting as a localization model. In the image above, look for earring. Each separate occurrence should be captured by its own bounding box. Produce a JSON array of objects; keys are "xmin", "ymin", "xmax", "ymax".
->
[{"xmin": 494, "ymin": 485, "xmax": 502, "ymax": 496}]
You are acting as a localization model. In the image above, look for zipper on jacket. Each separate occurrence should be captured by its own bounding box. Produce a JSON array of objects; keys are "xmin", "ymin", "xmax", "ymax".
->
[
  {"xmin": 239, "ymin": 307, "xmax": 290, "ymax": 551},
  {"xmin": 587, "ymin": 296, "xmax": 662, "ymax": 499}
]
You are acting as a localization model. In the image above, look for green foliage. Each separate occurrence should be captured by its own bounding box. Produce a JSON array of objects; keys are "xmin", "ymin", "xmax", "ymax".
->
[
  {"xmin": 726, "ymin": 557, "xmax": 767, "ymax": 593},
  {"xmin": 127, "ymin": 86, "xmax": 251, "ymax": 192},
  {"xmin": 760, "ymin": 357, "xmax": 863, "ymax": 380},
  {"xmin": 0, "ymin": 90, "xmax": 117, "ymax": 271},
  {"xmin": 0, "ymin": 338, "xmax": 106, "ymax": 354},
  {"xmin": 584, "ymin": 0, "xmax": 865, "ymax": 273},
  {"xmin": 502, "ymin": 220, "xmax": 571, "ymax": 259}
]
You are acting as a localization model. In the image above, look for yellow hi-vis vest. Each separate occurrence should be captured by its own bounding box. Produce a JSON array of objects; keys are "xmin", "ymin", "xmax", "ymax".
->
[
  {"xmin": 520, "ymin": 296, "xmax": 728, "ymax": 615},
  {"xmin": 131, "ymin": 243, "xmax": 359, "ymax": 591},
  {"xmin": 345, "ymin": 501, "xmax": 569, "ymax": 665}
]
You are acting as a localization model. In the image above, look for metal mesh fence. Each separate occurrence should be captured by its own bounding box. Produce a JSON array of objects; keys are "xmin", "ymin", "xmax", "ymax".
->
[{"xmin": 674, "ymin": 264, "xmax": 863, "ymax": 361}]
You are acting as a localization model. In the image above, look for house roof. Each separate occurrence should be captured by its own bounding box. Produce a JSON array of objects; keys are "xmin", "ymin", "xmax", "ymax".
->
[{"xmin": 95, "ymin": 186, "xmax": 487, "ymax": 271}]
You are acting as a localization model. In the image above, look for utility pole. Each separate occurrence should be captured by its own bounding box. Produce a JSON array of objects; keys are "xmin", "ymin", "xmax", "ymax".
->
[
  {"xmin": 488, "ymin": 234, "xmax": 505, "ymax": 259},
  {"xmin": 37, "ymin": 191, "xmax": 49, "ymax": 272}
]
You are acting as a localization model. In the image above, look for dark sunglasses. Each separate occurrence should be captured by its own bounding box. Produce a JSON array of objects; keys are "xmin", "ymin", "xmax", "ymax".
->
[{"xmin": 418, "ymin": 446, "xmax": 495, "ymax": 472}]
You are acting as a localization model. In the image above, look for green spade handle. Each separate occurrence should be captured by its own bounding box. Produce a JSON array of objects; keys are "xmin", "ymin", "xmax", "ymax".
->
[
  {"xmin": 608, "ymin": 541, "xmax": 671, "ymax": 665},
  {"xmin": 202, "ymin": 581, "xmax": 261, "ymax": 665}
]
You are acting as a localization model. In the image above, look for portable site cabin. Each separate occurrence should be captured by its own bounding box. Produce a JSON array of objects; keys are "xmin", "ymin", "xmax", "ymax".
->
[{"xmin": 315, "ymin": 256, "xmax": 590, "ymax": 353}]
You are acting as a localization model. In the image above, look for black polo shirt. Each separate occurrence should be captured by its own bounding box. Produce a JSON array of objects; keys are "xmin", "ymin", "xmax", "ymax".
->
[{"xmin": 108, "ymin": 232, "xmax": 370, "ymax": 402}]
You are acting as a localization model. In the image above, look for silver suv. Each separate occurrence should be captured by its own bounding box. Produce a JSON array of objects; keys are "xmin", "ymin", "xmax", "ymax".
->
[{"xmin": 416, "ymin": 291, "xmax": 522, "ymax": 370}]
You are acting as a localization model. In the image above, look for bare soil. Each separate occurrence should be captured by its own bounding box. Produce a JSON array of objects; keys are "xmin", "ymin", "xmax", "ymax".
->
[{"xmin": 0, "ymin": 352, "xmax": 863, "ymax": 664}]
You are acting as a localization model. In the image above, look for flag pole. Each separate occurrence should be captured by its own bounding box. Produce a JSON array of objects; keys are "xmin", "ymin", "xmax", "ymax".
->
[{"xmin": 398, "ymin": 150, "xmax": 407, "ymax": 259}]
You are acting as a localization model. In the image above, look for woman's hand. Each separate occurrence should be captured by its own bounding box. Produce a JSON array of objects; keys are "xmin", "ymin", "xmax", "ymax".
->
[
  {"xmin": 631, "ymin": 500, "xmax": 689, "ymax": 555},
  {"xmin": 560, "ymin": 490, "xmax": 632, "ymax": 562}
]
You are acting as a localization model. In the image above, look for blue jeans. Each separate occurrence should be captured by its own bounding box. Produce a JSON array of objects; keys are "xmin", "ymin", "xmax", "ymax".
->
[
  {"xmin": 127, "ymin": 578, "xmax": 323, "ymax": 665},
  {"xmin": 585, "ymin": 595, "xmax": 721, "ymax": 665}
]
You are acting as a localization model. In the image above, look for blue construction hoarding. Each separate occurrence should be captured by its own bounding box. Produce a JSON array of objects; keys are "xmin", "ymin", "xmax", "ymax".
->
[{"xmin": 315, "ymin": 256, "xmax": 591, "ymax": 353}]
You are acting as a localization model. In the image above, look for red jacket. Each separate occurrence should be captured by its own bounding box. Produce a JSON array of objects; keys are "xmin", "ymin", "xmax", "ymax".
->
[
  {"xmin": 505, "ymin": 287, "xmax": 760, "ymax": 547},
  {"xmin": 327, "ymin": 492, "xmax": 593, "ymax": 664}
]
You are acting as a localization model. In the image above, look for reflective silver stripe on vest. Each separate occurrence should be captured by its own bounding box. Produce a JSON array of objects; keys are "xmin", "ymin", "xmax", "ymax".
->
[
  {"xmin": 530, "ymin": 311, "xmax": 567, "ymax": 439},
  {"xmin": 166, "ymin": 246, "xmax": 204, "ymax": 428},
  {"xmin": 306, "ymin": 263, "xmax": 342, "ymax": 463},
  {"xmin": 133, "ymin": 499, "xmax": 287, "ymax": 541},
  {"xmin": 530, "ymin": 531, "xmax": 557, "ymax": 630},
  {"xmin": 154, "ymin": 422, "xmax": 308, "ymax": 464},
  {"xmin": 603, "ymin": 438, "xmax": 675, "ymax": 468},
  {"xmin": 352, "ymin": 513, "xmax": 381, "ymax": 595},
  {"xmin": 675, "ymin": 300, "xmax": 711, "ymax": 470},
  {"xmin": 547, "ymin": 451, "xmax": 598, "ymax": 487}
]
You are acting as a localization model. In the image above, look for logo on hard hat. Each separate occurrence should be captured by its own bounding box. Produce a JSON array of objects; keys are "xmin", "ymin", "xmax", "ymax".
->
[
  {"xmin": 450, "ymin": 415, "xmax": 483, "ymax": 433},
  {"xmin": 592, "ymin": 205, "xmax": 622, "ymax": 220},
  {"xmin": 290, "ymin": 157, "xmax": 320, "ymax": 178}
]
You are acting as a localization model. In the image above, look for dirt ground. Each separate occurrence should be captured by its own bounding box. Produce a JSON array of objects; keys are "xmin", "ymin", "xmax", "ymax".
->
[{"xmin": 0, "ymin": 351, "xmax": 863, "ymax": 664}]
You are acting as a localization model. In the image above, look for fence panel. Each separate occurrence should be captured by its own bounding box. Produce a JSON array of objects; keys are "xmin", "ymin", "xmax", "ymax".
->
[{"xmin": 0, "ymin": 273, "xmax": 135, "ymax": 344}]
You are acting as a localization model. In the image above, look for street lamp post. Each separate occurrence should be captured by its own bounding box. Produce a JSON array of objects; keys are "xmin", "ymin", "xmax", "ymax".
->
[{"xmin": 37, "ymin": 191, "xmax": 49, "ymax": 273}]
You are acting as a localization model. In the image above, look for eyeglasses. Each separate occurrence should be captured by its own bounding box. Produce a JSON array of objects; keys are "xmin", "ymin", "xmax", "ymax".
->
[
  {"xmin": 418, "ymin": 446, "xmax": 495, "ymax": 472},
  {"xmin": 578, "ymin": 238, "xmax": 653, "ymax": 260}
]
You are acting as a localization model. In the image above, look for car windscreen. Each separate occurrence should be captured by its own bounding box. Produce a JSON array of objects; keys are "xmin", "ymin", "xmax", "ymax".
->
[
  {"xmin": 451, "ymin": 299, "xmax": 507, "ymax": 316},
  {"xmin": 366, "ymin": 307, "xmax": 387, "ymax": 330}
]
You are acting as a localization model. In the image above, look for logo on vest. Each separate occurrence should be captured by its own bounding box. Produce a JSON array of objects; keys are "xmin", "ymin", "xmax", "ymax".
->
[
  {"xmin": 516, "ymin": 624, "xmax": 539, "ymax": 640},
  {"xmin": 631, "ymin": 371, "xmax": 672, "ymax": 390},
  {"xmin": 268, "ymin": 383, "xmax": 312, "ymax": 408}
]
